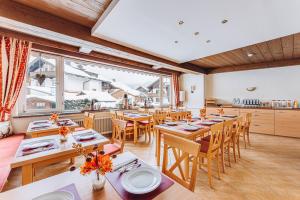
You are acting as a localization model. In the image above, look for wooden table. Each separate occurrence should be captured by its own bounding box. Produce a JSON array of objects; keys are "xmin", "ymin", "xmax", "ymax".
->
[
  {"xmin": 11, "ymin": 129, "xmax": 110, "ymax": 185},
  {"xmin": 27, "ymin": 119, "xmax": 79, "ymax": 138},
  {"xmin": 123, "ymin": 113, "xmax": 152, "ymax": 144},
  {"xmin": 1, "ymin": 153, "xmax": 199, "ymax": 200}
]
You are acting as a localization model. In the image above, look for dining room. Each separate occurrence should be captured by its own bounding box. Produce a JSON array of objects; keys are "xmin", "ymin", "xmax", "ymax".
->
[{"xmin": 0, "ymin": 0, "xmax": 300, "ymax": 200}]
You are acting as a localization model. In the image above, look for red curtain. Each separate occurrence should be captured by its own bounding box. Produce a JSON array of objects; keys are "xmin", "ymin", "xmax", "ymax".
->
[
  {"xmin": 172, "ymin": 73, "xmax": 180, "ymax": 107},
  {"xmin": 0, "ymin": 36, "xmax": 32, "ymax": 121}
]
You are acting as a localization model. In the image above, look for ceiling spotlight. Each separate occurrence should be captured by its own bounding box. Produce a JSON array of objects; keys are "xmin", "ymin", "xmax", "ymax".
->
[
  {"xmin": 247, "ymin": 53, "xmax": 254, "ymax": 57},
  {"xmin": 194, "ymin": 32, "xmax": 199, "ymax": 36},
  {"xmin": 221, "ymin": 19, "xmax": 228, "ymax": 24},
  {"xmin": 174, "ymin": 40, "xmax": 179, "ymax": 44},
  {"xmin": 178, "ymin": 20, "xmax": 184, "ymax": 25},
  {"xmin": 206, "ymin": 40, "xmax": 211, "ymax": 43}
]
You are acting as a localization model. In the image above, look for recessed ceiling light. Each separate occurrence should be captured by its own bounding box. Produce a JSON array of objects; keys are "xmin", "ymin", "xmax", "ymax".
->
[
  {"xmin": 194, "ymin": 32, "xmax": 199, "ymax": 36},
  {"xmin": 174, "ymin": 40, "xmax": 179, "ymax": 44},
  {"xmin": 206, "ymin": 40, "xmax": 211, "ymax": 43},
  {"xmin": 247, "ymin": 53, "xmax": 254, "ymax": 57},
  {"xmin": 178, "ymin": 20, "xmax": 184, "ymax": 25},
  {"xmin": 221, "ymin": 19, "xmax": 228, "ymax": 24}
]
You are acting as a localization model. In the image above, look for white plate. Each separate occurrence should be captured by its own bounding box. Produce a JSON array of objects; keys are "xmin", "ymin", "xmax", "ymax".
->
[
  {"xmin": 78, "ymin": 133, "xmax": 96, "ymax": 140},
  {"xmin": 23, "ymin": 140, "xmax": 52, "ymax": 150},
  {"xmin": 121, "ymin": 167, "xmax": 161, "ymax": 194},
  {"xmin": 33, "ymin": 191, "xmax": 74, "ymax": 200},
  {"xmin": 211, "ymin": 118, "xmax": 224, "ymax": 122},
  {"xmin": 165, "ymin": 122, "xmax": 177, "ymax": 126},
  {"xmin": 200, "ymin": 121, "xmax": 216, "ymax": 125},
  {"xmin": 182, "ymin": 125, "xmax": 199, "ymax": 131}
]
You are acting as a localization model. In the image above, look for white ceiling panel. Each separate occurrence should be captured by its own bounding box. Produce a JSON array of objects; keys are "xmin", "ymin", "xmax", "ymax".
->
[{"xmin": 92, "ymin": 0, "xmax": 300, "ymax": 63}]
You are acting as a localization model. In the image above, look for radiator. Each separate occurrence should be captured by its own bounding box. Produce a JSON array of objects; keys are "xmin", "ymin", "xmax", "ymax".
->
[{"xmin": 73, "ymin": 116, "xmax": 112, "ymax": 135}]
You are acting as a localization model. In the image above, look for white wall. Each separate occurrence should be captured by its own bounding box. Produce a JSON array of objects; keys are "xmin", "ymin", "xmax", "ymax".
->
[
  {"xmin": 205, "ymin": 65, "xmax": 300, "ymax": 104},
  {"xmin": 180, "ymin": 73, "xmax": 205, "ymax": 115}
]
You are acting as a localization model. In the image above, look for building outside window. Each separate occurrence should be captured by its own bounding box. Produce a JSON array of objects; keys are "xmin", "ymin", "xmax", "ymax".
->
[{"xmin": 19, "ymin": 51, "xmax": 172, "ymax": 114}]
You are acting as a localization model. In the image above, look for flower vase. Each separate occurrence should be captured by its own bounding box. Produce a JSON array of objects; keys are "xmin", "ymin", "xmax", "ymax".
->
[
  {"xmin": 60, "ymin": 135, "xmax": 67, "ymax": 143},
  {"xmin": 92, "ymin": 173, "xmax": 106, "ymax": 191}
]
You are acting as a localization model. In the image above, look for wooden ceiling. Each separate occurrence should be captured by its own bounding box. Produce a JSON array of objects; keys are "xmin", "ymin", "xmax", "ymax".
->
[
  {"xmin": 14, "ymin": 0, "xmax": 112, "ymax": 27},
  {"xmin": 189, "ymin": 33, "xmax": 300, "ymax": 73}
]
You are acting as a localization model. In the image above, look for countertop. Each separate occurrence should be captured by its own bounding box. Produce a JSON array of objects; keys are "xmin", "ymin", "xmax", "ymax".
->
[{"xmin": 206, "ymin": 106, "xmax": 300, "ymax": 111}]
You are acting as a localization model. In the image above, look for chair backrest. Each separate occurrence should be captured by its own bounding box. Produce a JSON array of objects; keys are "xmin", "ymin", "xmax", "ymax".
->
[
  {"xmin": 245, "ymin": 113, "xmax": 252, "ymax": 128},
  {"xmin": 110, "ymin": 110, "xmax": 117, "ymax": 119},
  {"xmin": 233, "ymin": 117, "xmax": 244, "ymax": 140},
  {"xmin": 86, "ymin": 113, "xmax": 95, "ymax": 129},
  {"xmin": 222, "ymin": 120, "xmax": 234, "ymax": 143},
  {"xmin": 116, "ymin": 111, "xmax": 125, "ymax": 120},
  {"xmin": 83, "ymin": 112, "xmax": 90, "ymax": 128},
  {"xmin": 169, "ymin": 112, "xmax": 186, "ymax": 121},
  {"xmin": 208, "ymin": 122, "xmax": 223, "ymax": 155},
  {"xmin": 162, "ymin": 133, "xmax": 200, "ymax": 192},
  {"xmin": 153, "ymin": 113, "xmax": 167, "ymax": 125},
  {"xmin": 111, "ymin": 119, "xmax": 127, "ymax": 152}
]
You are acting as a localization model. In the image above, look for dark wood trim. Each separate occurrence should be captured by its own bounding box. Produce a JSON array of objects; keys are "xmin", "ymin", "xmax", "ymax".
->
[
  {"xmin": 0, "ymin": 0, "xmax": 205, "ymax": 74},
  {"xmin": 0, "ymin": 27, "xmax": 179, "ymax": 75},
  {"xmin": 178, "ymin": 63, "xmax": 208, "ymax": 74},
  {"xmin": 207, "ymin": 59, "xmax": 300, "ymax": 74},
  {"xmin": 33, "ymin": 43, "xmax": 176, "ymax": 75}
]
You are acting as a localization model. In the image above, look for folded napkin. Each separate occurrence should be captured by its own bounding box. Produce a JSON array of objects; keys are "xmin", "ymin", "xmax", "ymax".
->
[
  {"xmin": 31, "ymin": 125, "xmax": 51, "ymax": 129},
  {"xmin": 112, "ymin": 151, "xmax": 138, "ymax": 171},
  {"xmin": 33, "ymin": 121, "xmax": 49, "ymax": 125},
  {"xmin": 22, "ymin": 143, "xmax": 54, "ymax": 152}
]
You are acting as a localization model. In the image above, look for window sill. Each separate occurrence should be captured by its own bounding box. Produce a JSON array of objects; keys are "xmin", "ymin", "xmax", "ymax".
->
[{"xmin": 13, "ymin": 109, "xmax": 110, "ymax": 119}]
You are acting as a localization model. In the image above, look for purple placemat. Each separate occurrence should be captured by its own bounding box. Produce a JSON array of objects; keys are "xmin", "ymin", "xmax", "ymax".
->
[
  {"xmin": 57, "ymin": 183, "xmax": 82, "ymax": 200},
  {"xmin": 105, "ymin": 160, "xmax": 174, "ymax": 200}
]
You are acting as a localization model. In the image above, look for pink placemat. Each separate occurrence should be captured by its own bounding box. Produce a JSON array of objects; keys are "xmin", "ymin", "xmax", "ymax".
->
[{"xmin": 105, "ymin": 160, "xmax": 174, "ymax": 200}]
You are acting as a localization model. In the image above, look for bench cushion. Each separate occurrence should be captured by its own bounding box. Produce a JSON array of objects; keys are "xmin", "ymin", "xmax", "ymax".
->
[{"xmin": 0, "ymin": 133, "xmax": 25, "ymax": 191}]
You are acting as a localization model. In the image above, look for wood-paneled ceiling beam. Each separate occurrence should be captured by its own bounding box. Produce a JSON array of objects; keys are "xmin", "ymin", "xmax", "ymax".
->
[
  {"xmin": 0, "ymin": 0, "xmax": 206, "ymax": 74},
  {"xmin": 0, "ymin": 27, "xmax": 178, "ymax": 75},
  {"xmin": 207, "ymin": 58, "xmax": 300, "ymax": 74}
]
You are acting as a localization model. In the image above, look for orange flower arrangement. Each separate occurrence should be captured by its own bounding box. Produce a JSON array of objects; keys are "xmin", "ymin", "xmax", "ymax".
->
[
  {"xmin": 200, "ymin": 108, "xmax": 206, "ymax": 119},
  {"xmin": 49, "ymin": 113, "xmax": 59, "ymax": 122},
  {"xmin": 59, "ymin": 126, "xmax": 69, "ymax": 137},
  {"xmin": 72, "ymin": 144, "xmax": 113, "ymax": 179}
]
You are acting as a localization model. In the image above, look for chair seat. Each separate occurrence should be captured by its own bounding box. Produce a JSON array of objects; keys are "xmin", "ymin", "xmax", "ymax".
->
[
  {"xmin": 196, "ymin": 136, "xmax": 210, "ymax": 153},
  {"xmin": 74, "ymin": 127, "xmax": 86, "ymax": 132},
  {"xmin": 139, "ymin": 120, "xmax": 150, "ymax": 125},
  {"xmin": 103, "ymin": 143, "xmax": 121, "ymax": 156},
  {"xmin": 126, "ymin": 122, "xmax": 134, "ymax": 127}
]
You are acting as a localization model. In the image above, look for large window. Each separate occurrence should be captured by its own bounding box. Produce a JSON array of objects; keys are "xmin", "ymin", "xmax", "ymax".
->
[
  {"xmin": 19, "ymin": 51, "xmax": 172, "ymax": 114},
  {"xmin": 24, "ymin": 52, "xmax": 59, "ymax": 112}
]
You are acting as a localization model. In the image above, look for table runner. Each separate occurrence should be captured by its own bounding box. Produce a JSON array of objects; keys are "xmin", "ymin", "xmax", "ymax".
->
[{"xmin": 105, "ymin": 160, "xmax": 174, "ymax": 200}]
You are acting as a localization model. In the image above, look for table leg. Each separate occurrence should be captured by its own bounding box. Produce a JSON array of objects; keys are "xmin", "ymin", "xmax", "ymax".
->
[
  {"xmin": 22, "ymin": 164, "xmax": 33, "ymax": 185},
  {"xmin": 134, "ymin": 121, "xmax": 138, "ymax": 144},
  {"xmin": 156, "ymin": 130, "xmax": 161, "ymax": 166}
]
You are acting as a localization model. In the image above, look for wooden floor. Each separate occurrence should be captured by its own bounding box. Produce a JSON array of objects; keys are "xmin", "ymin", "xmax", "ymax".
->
[{"xmin": 3, "ymin": 133, "xmax": 300, "ymax": 200}]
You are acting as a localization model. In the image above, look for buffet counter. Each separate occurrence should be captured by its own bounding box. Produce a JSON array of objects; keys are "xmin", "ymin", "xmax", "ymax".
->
[{"xmin": 206, "ymin": 106, "xmax": 300, "ymax": 138}]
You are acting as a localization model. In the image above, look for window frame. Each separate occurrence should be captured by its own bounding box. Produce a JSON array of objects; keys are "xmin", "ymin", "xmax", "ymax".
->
[{"xmin": 17, "ymin": 50, "xmax": 173, "ymax": 116}]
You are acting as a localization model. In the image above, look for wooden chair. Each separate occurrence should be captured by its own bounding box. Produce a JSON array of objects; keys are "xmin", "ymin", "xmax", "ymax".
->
[
  {"xmin": 138, "ymin": 116, "xmax": 152, "ymax": 143},
  {"xmin": 74, "ymin": 112, "xmax": 94, "ymax": 131},
  {"xmin": 197, "ymin": 122, "xmax": 223, "ymax": 188},
  {"xmin": 103, "ymin": 119, "xmax": 127, "ymax": 156},
  {"xmin": 242, "ymin": 113, "xmax": 252, "ymax": 148},
  {"xmin": 231, "ymin": 117, "xmax": 244, "ymax": 162},
  {"xmin": 162, "ymin": 134, "xmax": 200, "ymax": 192},
  {"xmin": 169, "ymin": 112, "xmax": 185, "ymax": 121},
  {"xmin": 220, "ymin": 120, "xmax": 234, "ymax": 173},
  {"xmin": 115, "ymin": 111, "xmax": 134, "ymax": 140}
]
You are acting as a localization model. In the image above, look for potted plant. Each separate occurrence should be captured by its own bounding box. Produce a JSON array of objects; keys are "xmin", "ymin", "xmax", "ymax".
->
[{"xmin": 58, "ymin": 126, "xmax": 69, "ymax": 142}]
